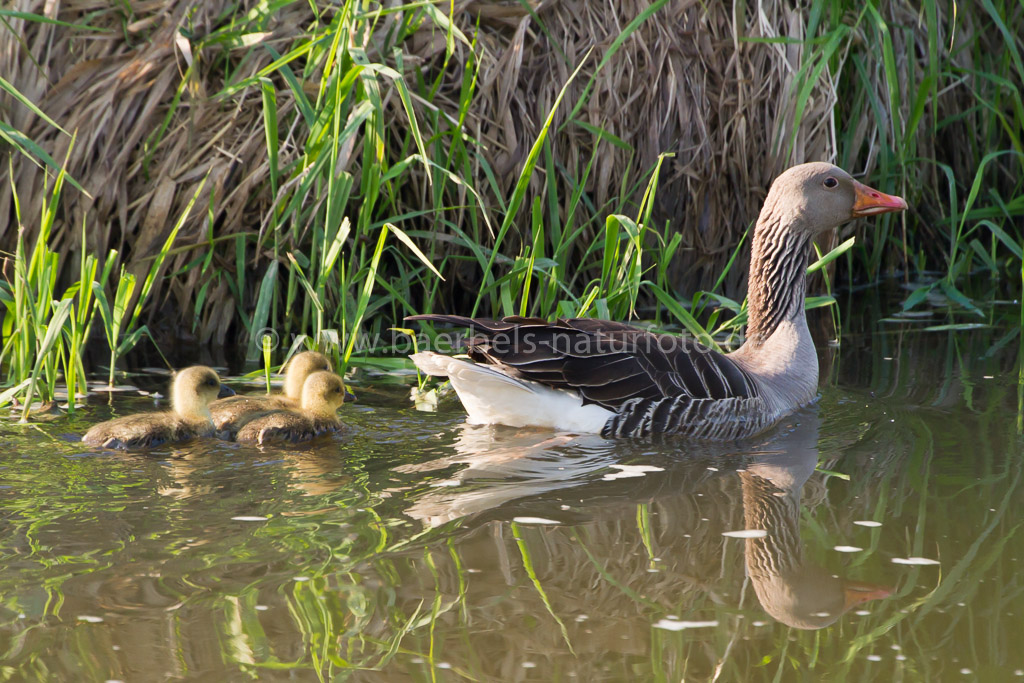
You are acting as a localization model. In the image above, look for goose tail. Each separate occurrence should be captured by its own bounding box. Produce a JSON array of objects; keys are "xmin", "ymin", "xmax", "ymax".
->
[{"xmin": 410, "ymin": 352, "xmax": 612, "ymax": 433}]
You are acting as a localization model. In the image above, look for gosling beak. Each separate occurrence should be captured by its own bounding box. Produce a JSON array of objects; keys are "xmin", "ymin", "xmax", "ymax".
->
[
  {"xmin": 344, "ymin": 389, "xmax": 357, "ymax": 403},
  {"xmin": 217, "ymin": 384, "xmax": 236, "ymax": 398},
  {"xmin": 851, "ymin": 180, "xmax": 908, "ymax": 217},
  {"xmin": 842, "ymin": 580, "xmax": 894, "ymax": 611}
]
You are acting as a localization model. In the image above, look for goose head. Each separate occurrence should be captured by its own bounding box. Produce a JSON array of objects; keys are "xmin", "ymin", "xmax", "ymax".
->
[
  {"xmin": 171, "ymin": 366, "xmax": 231, "ymax": 421},
  {"xmin": 751, "ymin": 565, "xmax": 893, "ymax": 630},
  {"xmin": 762, "ymin": 162, "xmax": 907, "ymax": 235},
  {"xmin": 300, "ymin": 371, "xmax": 348, "ymax": 416},
  {"xmin": 284, "ymin": 351, "xmax": 333, "ymax": 400}
]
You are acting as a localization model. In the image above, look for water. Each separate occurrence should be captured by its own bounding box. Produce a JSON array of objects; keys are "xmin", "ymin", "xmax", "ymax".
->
[{"xmin": 2, "ymin": 305, "xmax": 1023, "ymax": 682}]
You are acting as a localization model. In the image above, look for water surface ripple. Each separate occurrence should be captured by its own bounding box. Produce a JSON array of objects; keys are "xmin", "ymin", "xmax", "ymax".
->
[{"xmin": 1, "ymin": 321, "xmax": 1022, "ymax": 682}]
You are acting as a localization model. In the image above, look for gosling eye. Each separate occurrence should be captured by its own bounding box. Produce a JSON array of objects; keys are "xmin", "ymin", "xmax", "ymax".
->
[{"xmin": 823, "ymin": 177, "xmax": 839, "ymax": 189}]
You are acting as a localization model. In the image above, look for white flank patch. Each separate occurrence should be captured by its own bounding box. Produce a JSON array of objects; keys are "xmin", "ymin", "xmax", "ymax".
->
[
  {"xmin": 892, "ymin": 557, "xmax": 940, "ymax": 566},
  {"xmin": 232, "ymin": 516, "xmax": 268, "ymax": 522},
  {"xmin": 854, "ymin": 520, "xmax": 883, "ymax": 527},
  {"xmin": 653, "ymin": 619, "xmax": 719, "ymax": 631},
  {"xmin": 512, "ymin": 517, "xmax": 561, "ymax": 525},
  {"xmin": 722, "ymin": 529, "xmax": 768, "ymax": 539},
  {"xmin": 602, "ymin": 464, "xmax": 665, "ymax": 481},
  {"xmin": 410, "ymin": 352, "xmax": 613, "ymax": 432},
  {"xmin": 78, "ymin": 615, "xmax": 103, "ymax": 623},
  {"xmin": 429, "ymin": 480, "xmax": 461, "ymax": 488},
  {"xmin": 834, "ymin": 545, "xmax": 863, "ymax": 553}
]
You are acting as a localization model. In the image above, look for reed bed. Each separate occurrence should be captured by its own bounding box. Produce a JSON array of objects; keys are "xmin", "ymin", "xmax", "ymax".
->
[{"xmin": 1, "ymin": 0, "xmax": 1022, "ymax": 401}]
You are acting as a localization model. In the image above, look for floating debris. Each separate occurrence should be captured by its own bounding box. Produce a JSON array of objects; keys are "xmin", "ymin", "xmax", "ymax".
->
[
  {"xmin": 512, "ymin": 517, "xmax": 561, "ymax": 525},
  {"xmin": 653, "ymin": 618, "xmax": 719, "ymax": 631},
  {"xmin": 892, "ymin": 557, "xmax": 940, "ymax": 566},
  {"xmin": 854, "ymin": 520, "xmax": 883, "ymax": 527},
  {"xmin": 77, "ymin": 615, "xmax": 103, "ymax": 623},
  {"xmin": 602, "ymin": 464, "xmax": 665, "ymax": 481},
  {"xmin": 722, "ymin": 529, "xmax": 768, "ymax": 538},
  {"xmin": 231, "ymin": 516, "xmax": 269, "ymax": 522},
  {"xmin": 834, "ymin": 545, "xmax": 863, "ymax": 553}
]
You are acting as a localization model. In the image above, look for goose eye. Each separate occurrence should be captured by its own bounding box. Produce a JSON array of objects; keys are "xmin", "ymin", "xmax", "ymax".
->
[{"xmin": 823, "ymin": 177, "xmax": 839, "ymax": 189}]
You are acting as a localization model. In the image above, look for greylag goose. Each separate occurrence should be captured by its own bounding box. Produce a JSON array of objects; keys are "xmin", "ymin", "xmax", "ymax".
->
[
  {"xmin": 741, "ymin": 451, "xmax": 891, "ymax": 629},
  {"xmin": 82, "ymin": 366, "xmax": 235, "ymax": 449},
  {"xmin": 210, "ymin": 350, "xmax": 352, "ymax": 433},
  {"xmin": 407, "ymin": 162, "xmax": 907, "ymax": 439},
  {"xmin": 234, "ymin": 371, "xmax": 349, "ymax": 444}
]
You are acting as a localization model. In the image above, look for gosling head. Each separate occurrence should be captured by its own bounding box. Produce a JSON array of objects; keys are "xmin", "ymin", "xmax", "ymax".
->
[
  {"xmin": 171, "ymin": 366, "xmax": 228, "ymax": 420},
  {"xmin": 283, "ymin": 351, "xmax": 333, "ymax": 400},
  {"xmin": 300, "ymin": 371, "xmax": 348, "ymax": 416},
  {"xmin": 762, "ymin": 162, "xmax": 908, "ymax": 235}
]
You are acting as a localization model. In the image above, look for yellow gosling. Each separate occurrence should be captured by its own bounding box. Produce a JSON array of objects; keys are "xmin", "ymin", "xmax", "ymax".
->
[
  {"xmin": 235, "ymin": 371, "xmax": 348, "ymax": 445},
  {"xmin": 210, "ymin": 350, "xmax": 333, "ymax": 432},
  {"xmin": 82, "ymin": 366, "xmax": 232, "ymax": 449}
]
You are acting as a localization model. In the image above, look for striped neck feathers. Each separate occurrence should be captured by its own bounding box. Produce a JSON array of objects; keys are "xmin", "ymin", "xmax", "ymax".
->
[
  {"xmin": 745, "ymin": 202, "xmax": 813, "ymax": 345},
  {"xmin": 741, "ymin": 471, "xmax": 803, "ymax": 578}
]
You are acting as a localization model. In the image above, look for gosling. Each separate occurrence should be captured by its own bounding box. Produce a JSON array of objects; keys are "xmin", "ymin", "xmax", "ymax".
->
[
  {"xmin": 210, "ymin": 350, "xmax": 339, "ymax": 433},
  {"xmin": 82, "ymin": 366, "xmax": 234, "ymax": 449},
  {"xmin": 235, "ymin": 371, "xmax": 349, "ymax": 445}
]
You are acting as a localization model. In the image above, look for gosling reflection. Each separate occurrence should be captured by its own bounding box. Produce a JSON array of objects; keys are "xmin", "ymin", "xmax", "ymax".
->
[{"xmin": 741, "ymin": 451, "xmax": 891, "ymax": 629}]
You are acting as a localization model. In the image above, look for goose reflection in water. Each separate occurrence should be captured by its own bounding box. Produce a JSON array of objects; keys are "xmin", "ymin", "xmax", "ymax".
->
[
  {"xmin": 740, "ymin": 448, "xmax": 891, "ymax": 628},
  {"xmin": 394, "ymin": 407, "xmax": 892, "ymax": 631}
]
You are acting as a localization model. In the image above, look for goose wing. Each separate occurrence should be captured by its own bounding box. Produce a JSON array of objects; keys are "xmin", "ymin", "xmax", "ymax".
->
[{"xmin": 406, "ymin": 315, "xmax": 759, "ymax": 411}]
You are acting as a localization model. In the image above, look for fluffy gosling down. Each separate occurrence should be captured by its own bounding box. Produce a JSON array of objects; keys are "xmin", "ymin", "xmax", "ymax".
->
[
  {"xmin": 82, "ymin": 366, "xmax": 235, "ymax": 449},
  {"xmin": 210, "ymin": 350, "xmax": 345, "ymax": 433},
  {"xmin": 235, "ymin": 371, "xmax": 349, "ymax": 445}
]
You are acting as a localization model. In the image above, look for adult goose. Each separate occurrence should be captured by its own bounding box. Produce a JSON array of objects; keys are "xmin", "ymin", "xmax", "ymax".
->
[
  {"xmin": 408, "ymin": 162, "xmax": 907, "ymax": 440},
  {"xmin": 82, "ymin": 366, "xmax": 235, "ymax": 449}
]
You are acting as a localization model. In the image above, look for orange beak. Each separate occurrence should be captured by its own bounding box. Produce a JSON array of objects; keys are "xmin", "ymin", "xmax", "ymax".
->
[
  {"xmin": 851, "ymin": 180, "xmax": 908, "ymax": 217},
  {"xmin": 843, "ymin": 580, "xmax": 894, "ymax": 611}
]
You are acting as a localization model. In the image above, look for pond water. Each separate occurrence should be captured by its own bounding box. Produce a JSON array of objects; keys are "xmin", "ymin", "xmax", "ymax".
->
[{"xmin": 2, "ymin": 298, "xmax": 1023, "ymax": 682}]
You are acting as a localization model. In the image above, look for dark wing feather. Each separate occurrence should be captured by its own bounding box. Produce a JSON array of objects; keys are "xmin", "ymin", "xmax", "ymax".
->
[{"xmin": 407, "ymin": 314, "xmax": 760, "ymax": 411}]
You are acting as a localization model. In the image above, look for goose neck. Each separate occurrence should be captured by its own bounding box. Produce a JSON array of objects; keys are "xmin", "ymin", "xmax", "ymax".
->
[{"xmin": 744, "ymin": 212, "xmax": 812, "ymax": 346}]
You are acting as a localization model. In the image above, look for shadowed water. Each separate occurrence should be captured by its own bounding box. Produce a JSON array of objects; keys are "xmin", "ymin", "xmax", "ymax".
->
[{"xmin": 1, "ymin": 307, "xmax": 1023, "ymax": 681}]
